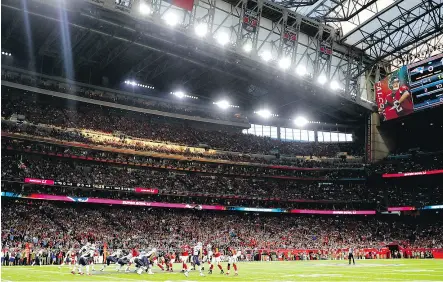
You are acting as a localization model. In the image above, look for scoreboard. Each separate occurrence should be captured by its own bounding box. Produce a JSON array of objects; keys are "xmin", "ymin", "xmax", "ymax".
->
[{"xmin": 408, "ymin": 54, "xmax": 443, "ymax": 110}]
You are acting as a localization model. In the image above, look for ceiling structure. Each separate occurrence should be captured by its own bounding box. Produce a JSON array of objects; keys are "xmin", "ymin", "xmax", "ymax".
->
[
  {"xmin": 1, "ymin": 0, "xmax": 442, "ymax": 125},
  {"xmin": 282, "ymin": 0, "xmax": 443, "ymax": 71}
]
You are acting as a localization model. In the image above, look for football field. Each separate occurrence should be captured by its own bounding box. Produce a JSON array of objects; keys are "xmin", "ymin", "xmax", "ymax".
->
[{"xmin": 1, "ymin": 260, "xmax": 443, "ymax": 281}]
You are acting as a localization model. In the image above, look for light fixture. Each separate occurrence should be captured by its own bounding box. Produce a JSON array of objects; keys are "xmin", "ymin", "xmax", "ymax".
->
[
  {"xmin": 278, "ymin": 57, "xmax": 291, "ymax": 70},
  {"xmin": 260, "ymin": 51, "xmax": 272, "ymax": 62},
  {"xmin": 255, "ymin": 110, "xmax": 272, "ymax": 118},
  {"xmin": 243, "ymin": 43, "xmax": 252, "ymax": 53},
  {"xmin": 170, "ymin": 91, "xmax": 198, "ymax": 99},
  {"xmin": 216, "ymin": 32, "xmax": 230, "ymax": 46},
  {"xmin": 296, "ymin": 65, "xmax": 307, "ymax": 76},
  {"xmin": 174, "ymin": 91, "xmax": 185, "ymax": 98},
  {"xmin": 195, "ymin": 23, "xmax": 208, "ymax": 37},
  {"xmin": 294, "ymin": 116, "xmax": 308, "ymax": 127},
  {"xmin": 214, "ymin": 100, "xmax": 230, "ymax": 109},
  {"xmin": 139, "ymin": 2, "xmax": 151, "ymax": 15},
  {"xmin": 330, "ymin": 80, "xmax": 340, "ymax": 90},
  {"xmin": 318, "ymin": 74, "xmax": 327, "ymax": 85},
  {"xmin": 164, "ymin": 12, "xmax": 178, "ymax": 27}
]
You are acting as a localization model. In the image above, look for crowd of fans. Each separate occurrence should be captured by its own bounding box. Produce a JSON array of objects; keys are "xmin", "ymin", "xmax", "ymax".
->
[
  {"xmin": 2, "ymin": 199, "xmax": 442, "ymax": 257},
  {"xmin": 2, "ymin": 87, "xmax": 362, "ymax": 158},
  {"xmin": 2, "ymin": 121, "xmax": 363, "ymax": 166},
  {"xmin": 1, "ymin": 68, "xmax": 248, "ymax": 123},
  {"xmin": 2, "ymin": 137, "xmax": 366, "ymax": 175},
  {"xmin": 3, "ymin": 138, "xmax": 442, "ymax": 206},
  {"xmin": 1, "ymin": 153, "xmax": 372, "ymax": 203},
  {"xmin": 2, "ymin": 68, "xmax": 443, "ymax": 266},
  {"xmin": 372, "ymin": 151, "xmax": 443, "ymax": 174}
]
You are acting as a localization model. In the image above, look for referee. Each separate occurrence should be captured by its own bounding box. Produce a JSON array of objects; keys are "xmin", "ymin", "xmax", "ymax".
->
[{"xmin": 348, "ymin": 247, "xmax": 355, "ymax": 265}]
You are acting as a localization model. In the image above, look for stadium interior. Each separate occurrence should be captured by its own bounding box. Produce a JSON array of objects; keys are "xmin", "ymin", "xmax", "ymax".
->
[{"xmin": 1, "ymin": 0, "xmax": 443, "ymax": 281}]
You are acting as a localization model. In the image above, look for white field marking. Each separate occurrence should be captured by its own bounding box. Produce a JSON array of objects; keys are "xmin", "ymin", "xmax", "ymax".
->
[
  {"xmin": 325, "ymin": 270, "xmax": 440, "ymax": 276},
  {"xmin": 313, "ymin": 263, "xmax": 406, "ymax": 267},
  {"xmin": 6, "ymin": 269, "xmax": 153, "ymax": 281},
  {"xmin": 297, "ymin": 274, "xmax": 343, "ymax": 278},
  {"xmin": 393, "ymin": 269, "xmax": 435, "ymax": 272}
]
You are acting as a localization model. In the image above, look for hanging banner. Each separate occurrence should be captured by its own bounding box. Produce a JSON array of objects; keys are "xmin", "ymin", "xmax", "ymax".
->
[
  {"xmin": 283, "ymin": 28, "xmax": 297, "ymax": 47},
  {"xmin": 375, "ymin": 66, "xmax": 413, "ymax": 121},
  {"xmin": 166, "ymin": 0, "xmax": 195, "ymax": 12},
  {"xmin": 242, "ymin": 9, "xmax": 258, "ymax": 33},
  {"xmin": 319, "ymin": 41, "xmax": 332, "ymax": 60}
]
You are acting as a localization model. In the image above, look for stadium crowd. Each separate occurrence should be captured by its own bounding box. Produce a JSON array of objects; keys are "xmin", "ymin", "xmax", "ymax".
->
[
  {"xmin": 2, "ymin": 88, "xmax": 362, "ymax": 157},
  {"xmin": 1, "ymin": 153, "xmax": 371, "ymax": 203},
  {"xmin": 2, "ymin": 200, "xmax": 442, "ymax": 260},
  {"xmin": 372, "ymin": 152, "xmax": 443, "ymax": 174},
  {"xmin": 1, "ymin": 68, "xmax": 248, "ymax": 123}
]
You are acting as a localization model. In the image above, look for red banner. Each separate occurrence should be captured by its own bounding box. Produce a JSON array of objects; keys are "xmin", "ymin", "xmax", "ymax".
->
[
  {"xmin": 290, "ymin": 209, "xmax": 376, "ymax": 215},
  {"xmin": 388, "ymin": 206, "xmax": 416, "ymax": 211},
  {"xmin": 24, "ymin": 178, "xmax": 55, "ymax": 185},
  {"xmin": 134, "ymin": 188, "xmax": 159, "ymax": 194},
  {"xmin": 382, "ymin": 169, "xmax": 443, "ymax": 178},
  {"xmin": 167, "ymin": 0, "xmax": 194, "ymax": 11}
]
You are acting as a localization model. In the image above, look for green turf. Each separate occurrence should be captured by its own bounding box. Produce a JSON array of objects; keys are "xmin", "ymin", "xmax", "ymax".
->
[{"xmin": 1, "ymin": 260, "xmax": 443, "ymax": 281}]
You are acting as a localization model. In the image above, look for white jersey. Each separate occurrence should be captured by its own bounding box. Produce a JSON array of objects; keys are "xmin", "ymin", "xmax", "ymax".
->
[
  {"xmin": 349, "ymin": 248, "xmax": 354, "ymax": 255},
  {"xmin": 111, "ymin": 250, "xmax": 122, "ymax": 258},
  {"xmin": 81, "ymin": 249, "xmax": 94, "ymax": 258},
  {"xmin": 80, "ymin": 245, "xmax": 89, "ymax": 255},
  {"xmin": 121, "ymin": 254, "xmax": 133, "ymax": 261},
  {"xmin": 138, "ymin": 251, "xmax": 147, "ymax": 259},
  {"xmin": 193, "ymin": 245, "xmax": 202, "ymax": 256}
]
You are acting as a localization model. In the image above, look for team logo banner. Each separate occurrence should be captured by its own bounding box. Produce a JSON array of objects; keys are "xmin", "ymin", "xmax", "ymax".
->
[
  {"xmin": 283, "ymin": 28, "xmax": 297, "ymax": 47},
  {"xmin": 242, "ymin": 10, "xmax": 258, "ymax": 33},
  {"xmin": 375, "ymin": 66, "xmax": 414, "ymax": 121},
  {"xmin": 319, "ymin": 41, "xmax": 332, "ymax": 60}
]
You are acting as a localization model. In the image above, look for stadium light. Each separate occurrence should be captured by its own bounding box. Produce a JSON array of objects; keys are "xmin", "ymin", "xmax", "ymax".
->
[
  {"xmin": 164, "ymin": 12, "xmax": 178, "ymax": 27},
  {"xmin": 173, "ymin": 91, "xmax": 185, "ymax": 98},
  {"xmin": 216, "ymin": 32, "xmax": 230, "ymax": 46},
  {"xmin": 124, "ymin": 80, "xmax": 153, "ymax": 89},
  {"xmin": 170, "ymin": 91, "xmax": 198, "ymax": 99},
  {"xmin": 195, "ymin": 23, "xmax": 208, "ymax": 37},
  {"xmin": 296, "ymin": 65, "xmax": 307, "ymax": 76},
  {"xmin": 243, "ymin": 43, "xmax": 252, "ymax": 53},
  {"xmin": 255, "ymin": 110, "xmax": 273, "ymax": 118},
  {"xmin": 294, "ymin": 116, "xmax": 308, "ymax": 127},
  {"xmin": 214, "ymin": 100, "xmax": 230, "ymax": 109},
  {"xmin": 260, "ymin": 51, "xmax": 272, "ymax": 62},
  {"xmin": 318, "ymin": 74, "xmax": 327, "ymax": 85},
  {"xmin": 330, "ymin": 80, "xmax": 340, "ymax": 91},
  {"xmin": 278, "ymin": 57, "xmax": 291, "ymax": 70},
  {"xmin": 139, "ymin": 2, "xmax": 151, "ymax": 15}
]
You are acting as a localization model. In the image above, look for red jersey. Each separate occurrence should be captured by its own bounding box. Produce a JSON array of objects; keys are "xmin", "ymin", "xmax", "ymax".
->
[
  {"xmin": 214, "ymin": 252, "xmax": 221, "ymax": 258},
  {"xmin": 382, "ymin": 85, "xmax": 413, "ymax": 120},
  {"xmin": 181, "ymin": 246, "xmax": 190, "ymax": 257},
  {"xmin": 131, "ymin": 249, "xmax": 139, "ymax": 257}
]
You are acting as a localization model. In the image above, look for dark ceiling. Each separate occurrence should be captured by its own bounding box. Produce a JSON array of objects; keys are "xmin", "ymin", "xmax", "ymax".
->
[{"xmin": 1, "ymin": 0, "xmax": 369, "ymax": 125}]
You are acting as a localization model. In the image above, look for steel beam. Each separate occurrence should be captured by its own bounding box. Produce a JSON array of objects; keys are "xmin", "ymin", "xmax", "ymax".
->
[
  {"xmin": 350, "ymin": 0, "xmax": 442, "ymax": 78},
  {"xmin": 307, "ymin": 0, "xmax": 378, "ymax": 22}
]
